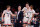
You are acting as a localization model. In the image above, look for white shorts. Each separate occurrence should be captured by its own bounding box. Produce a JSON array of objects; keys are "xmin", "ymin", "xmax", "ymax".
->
[
  {"xmin": 4, "ymin": 18, "xmax": 11, "ymax": 25},
  {"xmin": 23, "ymin": 17, "xmax": 31, "ymax": 23}
]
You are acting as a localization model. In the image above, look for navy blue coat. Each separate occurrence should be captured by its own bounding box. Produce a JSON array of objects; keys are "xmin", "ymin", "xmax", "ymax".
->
[{"xmin": 18, "ymin": 11, "xmax": 23, "ymax": 22}]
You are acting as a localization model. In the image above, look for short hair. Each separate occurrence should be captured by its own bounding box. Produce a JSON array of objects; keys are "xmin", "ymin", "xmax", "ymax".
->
[
  {"xmin": 6, "ymin": 5, "xmax": 11, "ymax": 8},
  {"xmin": 18, "ymin": 5, "xmax": 21, "ymax": 8},
  {"xmin": 30, "ymin": 5, "xmax": 33, "ymax": 7},
  {"xmin": 26, "ymin": 2, "xmax": 29, "ymax": 5}
]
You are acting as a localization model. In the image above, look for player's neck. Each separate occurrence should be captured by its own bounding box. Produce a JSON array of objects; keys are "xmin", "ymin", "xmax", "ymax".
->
[
  {"xmin": 27, "ymin": 7, "xmax": 29, "ymax": 9},
  {"xmin": 31, "ymin": 8, "xmax": 33, "ymax": 10},
  {"xmin": 7, "ymin": 9, "xmax": 10, "ymax": 11}
]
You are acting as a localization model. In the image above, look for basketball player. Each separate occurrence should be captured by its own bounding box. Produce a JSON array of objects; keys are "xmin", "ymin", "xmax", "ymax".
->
[
  {"xmin": 22, "ymin": 3, "xmax": 38, "ymax": 27},
  {"xmin": 27, "ymin": 5, "xmax": 39, "ymax": 27},
  {"xmin": 30, "ymin": 5, "xmax": 39, "ymax": 15},
  {"xmin": 22, "ymin": 3, "xmax": 32, "ymax": 27},
  {"xmin": 2, "ymin": 5, "xmax": 16, "ymax": 27},
  {"xmin": 22, "ymin": 3, "xmax": 28, "ymax": 12}
]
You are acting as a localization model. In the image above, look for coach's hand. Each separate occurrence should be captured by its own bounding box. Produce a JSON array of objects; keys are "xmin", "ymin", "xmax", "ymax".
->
[{"xmin": 19, "ymin": 21, "xmax": 21, "ymax": 23}]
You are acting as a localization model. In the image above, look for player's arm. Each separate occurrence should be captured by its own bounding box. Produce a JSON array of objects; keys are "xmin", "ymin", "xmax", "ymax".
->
[
  {"xmin": 2, "ymin": 10, "xmax": 5, "ymax": 21},
  {"xmin": 34, "ymin": 13, "xmax": 39, "ymax": 15},
  {"xmin": 11, "ymin": 14, "xmax": 16, "ymax": 16},
  {"xmin": 31, "ymin": 10, "xmax": 35, "ymax": 20},
  {"xmin": 22, "ymin": 7, "xmax": 26, "ymax": 12},
  {"xmin": 2, "ymin": 13, "xmax": 4, "ymax": 21},
  {"xmin": 31, "ymin": 14, "xmax": 34, "ymax": 20},
  {"xmin": 22, "ymin": 7, "xmax": 25, "ymax": 11},
  {"xmin": 33, "ymin": 10, "xmax": 39, "ymax": 15},
  {"xmin": 10, "ymin": 11, "xmax": 16, "ymax": 16}
]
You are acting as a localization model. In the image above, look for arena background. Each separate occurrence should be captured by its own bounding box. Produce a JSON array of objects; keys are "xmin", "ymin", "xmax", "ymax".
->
[{"xmin": 0, "ymin": 0, "xmax": 40, "ymax": 12}]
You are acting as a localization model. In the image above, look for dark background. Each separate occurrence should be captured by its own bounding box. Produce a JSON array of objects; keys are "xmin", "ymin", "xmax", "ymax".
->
[{"xmin": 0, "ymin": 0, "xmax": 40, "ymax": 12}]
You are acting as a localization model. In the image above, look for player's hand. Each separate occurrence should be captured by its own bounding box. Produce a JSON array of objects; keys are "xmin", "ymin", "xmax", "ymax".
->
[
  {"xmin": 35, "ymin": 13, "xmax": 39, "ymax": 15},
  {"xmin": 2, "ymin": 19, "xmax": 4, "ymax": 22}
]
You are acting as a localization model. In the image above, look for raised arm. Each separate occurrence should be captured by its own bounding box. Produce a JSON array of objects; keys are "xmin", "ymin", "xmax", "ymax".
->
[
  {"xmin": 33, "ymin": 10, "xmax": 39, "ymax": 15},
  {"xmin": 34, "ymin": 13, "xmax": 39, "ymax": 15}
]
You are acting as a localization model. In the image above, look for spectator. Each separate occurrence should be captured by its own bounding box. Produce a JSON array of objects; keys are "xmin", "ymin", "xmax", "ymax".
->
[{"xmin": 34, "ymin": 16, "xmax": 39, "ymax": 27}]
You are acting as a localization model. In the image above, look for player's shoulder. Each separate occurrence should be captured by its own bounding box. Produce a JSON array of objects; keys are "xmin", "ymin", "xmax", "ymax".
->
[
  {"xmin": 23, "ymin": 7, "xmax": 26, "ymax": 8},
  {"xmin": 32, "ymin": 9, "xmax": 35, "ymax": 11},
  {"xmin": 9, "ymin": 10, "xmax": 12, "ymax": 12},
  {"xmin": 3, "ymin": 10, "xmax": 6, "ymax": 11},
  {"xmin": 23, "ymin": 7, "xmax": 27, "ymax": 10},
  {"xmin": 32, "ymin": 9, "xmax": 35, "ymax": 12}
]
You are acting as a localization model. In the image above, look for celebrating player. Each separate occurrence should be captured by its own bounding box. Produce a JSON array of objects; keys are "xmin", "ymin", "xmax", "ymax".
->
[
  {"xmin": 22, "ymin": 3, "xmax": 31, "ymax": 27},
  {"xmin": 30, "ymin": 5, "xmax": 39, "ymax": 15},
  {"xmin": 2, "ymin": 5, "xmax": 16, "ymax": 27}
]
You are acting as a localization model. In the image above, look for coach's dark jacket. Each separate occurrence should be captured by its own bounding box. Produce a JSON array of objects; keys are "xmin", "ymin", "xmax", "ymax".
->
[
  {"xmin": 18, "ymin": 11, "xmax": 23, "ymax": 22},
  {"xmin": 15, "ymin": 11, "xmax": 23, "ymax": 27}
]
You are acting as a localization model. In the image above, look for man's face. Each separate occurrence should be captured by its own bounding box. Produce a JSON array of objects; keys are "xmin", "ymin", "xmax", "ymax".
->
[
  {"xmin": 26, "ymin": 4, "xmax": 29, "ymax": 8},
  {"xmin": 30, "ymin": 6, "xmax": 33, "ymax": 9},
  {"xmin": 7, "ymin": 7, "xmax": 11, "ymax": 10},
  {"xmin": 18, "ymin": 6, "xmax": 21, "ymax": 11}
]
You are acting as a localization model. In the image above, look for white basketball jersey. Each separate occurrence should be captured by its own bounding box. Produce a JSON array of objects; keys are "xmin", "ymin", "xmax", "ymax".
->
[
  {"xmin": 24, "ymin": 9, "xmax": 31, "ymax": 17},
  {"xmin": 24, "ymin": 9, "xmax": 35, "ymax": 17},
  {"xmin": 3, "ymin": 10, "xmax": 12, "ymax": 18},
  {"xmin": 22, "ymin": 7, "xmax": 27, "ymax": 11}
]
